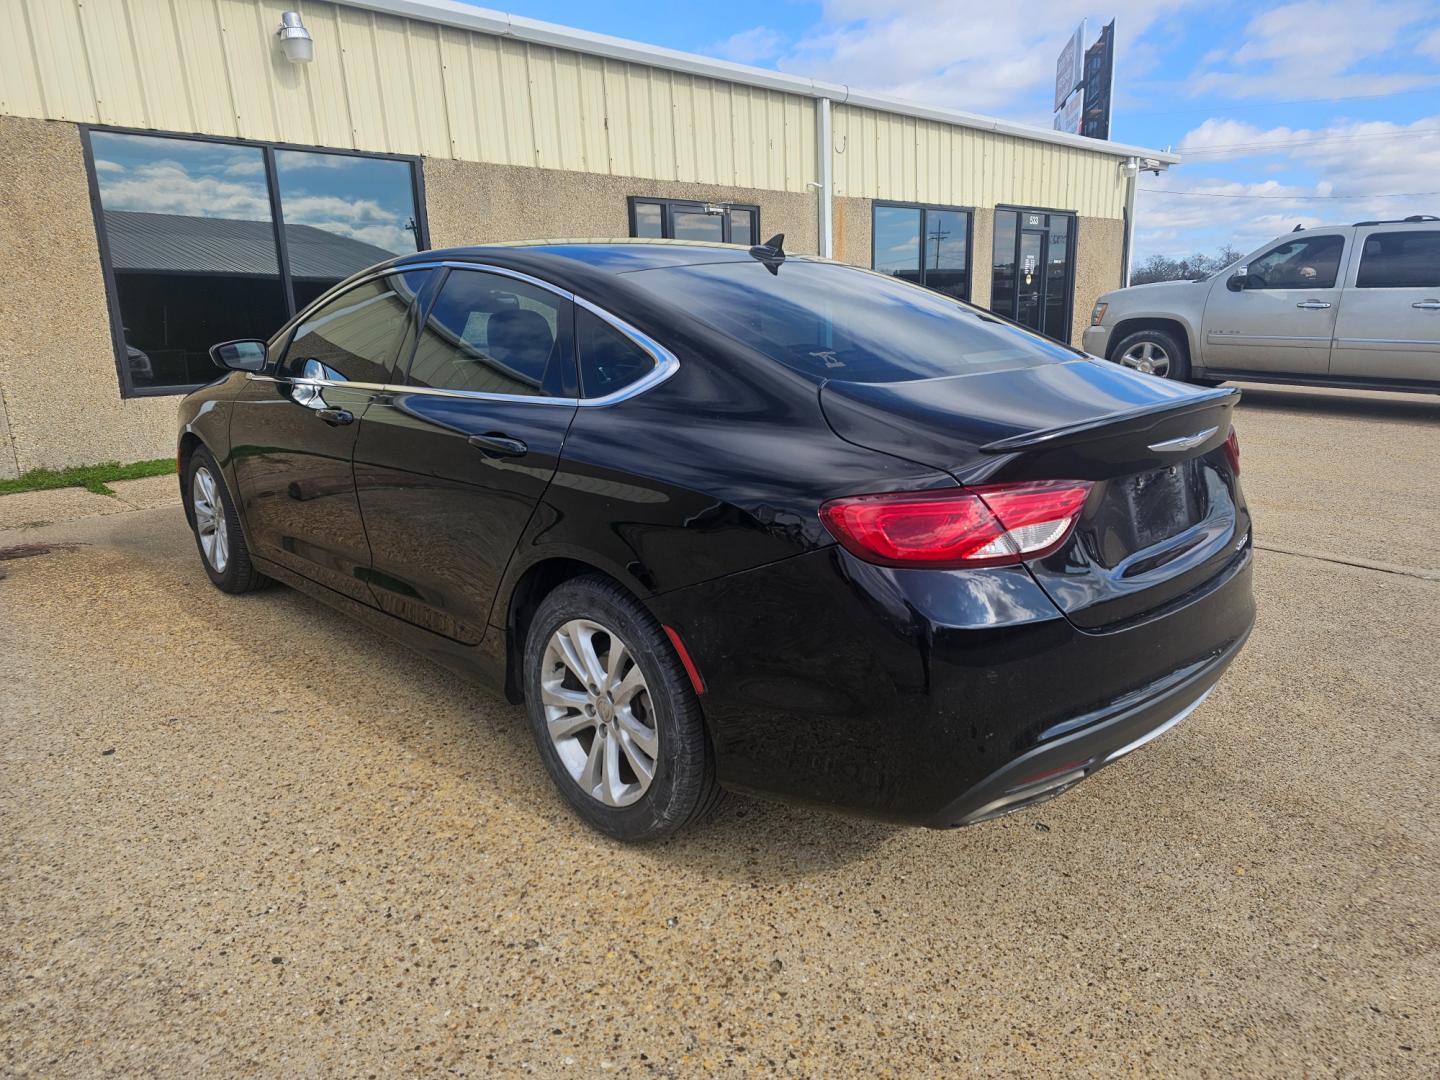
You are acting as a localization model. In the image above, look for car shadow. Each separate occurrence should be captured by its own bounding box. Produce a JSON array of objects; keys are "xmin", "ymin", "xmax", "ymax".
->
[{"xmin": 1233, "ymin": 384, "xmax": 1440, "ymax": 423}]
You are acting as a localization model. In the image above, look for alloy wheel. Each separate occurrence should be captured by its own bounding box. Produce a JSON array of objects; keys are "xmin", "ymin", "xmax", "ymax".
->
[
  {"xmin": 192, "ymin": 466, "xmax": 229, "ymax": 573},
  {"xmin": 1119, "ymin": 341, "xmax": 1171, "ymax": 377},
  {"xmin": 541, "ymin": 618, "xmax": 659, "ymax": 807}
]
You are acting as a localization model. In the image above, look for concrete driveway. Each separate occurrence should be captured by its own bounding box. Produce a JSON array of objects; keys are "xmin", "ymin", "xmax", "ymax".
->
[{"xmin": 3, "ymin": 385, "xmax": 1437, "ymax": 1077}]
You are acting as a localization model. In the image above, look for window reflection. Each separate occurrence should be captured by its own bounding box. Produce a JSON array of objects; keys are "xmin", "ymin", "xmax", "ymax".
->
[
  {"xmin": 408, "ymin": 270, "xmax": 570, "ymax": 398},
  {"xmin": 871, "ymin": 204, "xmax": 970, "ymax": 299},
  {"xmin": 626, "ymin": 260, "xmax": 1072, "ymax": 384},
  {"xmin": 280, "ymin": 273, "xmax": 426, "ymax": 385},
  {"xmin": 874, "ymin": 206, "xmax": 921, "ymax": 283},
  {"xmin": 90, "ymin": 132, "xmax": 288, "ymax": 389},
  {"xmin": 275, "ymin": 150, "xmax": 421, "ymax": 310}
]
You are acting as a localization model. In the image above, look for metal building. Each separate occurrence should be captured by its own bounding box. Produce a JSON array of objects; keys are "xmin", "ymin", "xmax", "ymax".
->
[{"xmin": 0, "ymin": 0, "xmax": 1177, "ymax": 476}]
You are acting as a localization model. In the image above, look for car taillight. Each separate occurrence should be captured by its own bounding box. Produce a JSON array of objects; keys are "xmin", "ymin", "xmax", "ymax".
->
[
  {"xmin": 1223, "ymin": 427, "xmax": 1240, "ymax": 476},
  {"xmin": 819, "ymin": 480, "xmax": 1093, "ymax": 569}
]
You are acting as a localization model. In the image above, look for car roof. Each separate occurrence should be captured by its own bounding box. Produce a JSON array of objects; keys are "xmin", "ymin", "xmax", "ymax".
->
[{"xmin": 391, "ymin": 239, "xmax": 778, "ymax": 276}]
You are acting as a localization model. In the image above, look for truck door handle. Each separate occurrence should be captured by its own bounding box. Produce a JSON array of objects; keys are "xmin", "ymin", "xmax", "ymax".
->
[
  {"xmin": 1295, "ymin": 300, "xmax": 1332, "ymax": 309},
  {"xmin": 316, "ymin": 408, "xmax": 354, "ymax": 426},
  {"xmin": 1412, "ymin": 300, "xmax": 1440, "ymax": 310},
  {"xmin": 468, "ymin": 433, "xmax": 528, "ymax": 457}
]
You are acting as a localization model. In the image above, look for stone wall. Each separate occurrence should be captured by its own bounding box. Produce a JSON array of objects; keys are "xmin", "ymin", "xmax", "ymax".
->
[{"xmin": 0, "ymin": 116, "xmax": 175, "ymax": 473}]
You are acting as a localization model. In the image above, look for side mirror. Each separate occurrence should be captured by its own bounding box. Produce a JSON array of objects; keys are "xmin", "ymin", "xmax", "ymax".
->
[
  {"xmin": 1226, "ymin": 268, "xmax": 1248, "ymax": 292},
  {"xmin": 210, "ymin": 339, "xmax": 267, "ymax": 372}
]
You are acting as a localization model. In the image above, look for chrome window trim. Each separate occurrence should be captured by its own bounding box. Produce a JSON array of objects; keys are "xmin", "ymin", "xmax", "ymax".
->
[{"xmin": 269, "ymin": 259, "xmax": 680, "ymax": 408}]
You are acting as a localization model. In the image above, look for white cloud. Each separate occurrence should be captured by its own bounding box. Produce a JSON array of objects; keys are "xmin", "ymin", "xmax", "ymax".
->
[
  {"xmin": 97, "ymin": 161, "xmax": 415, "ymax": 253},
  {"xmin": 1188, "ymin": 1, "xmax": 1440, "ymax": 99},
  {"xmin": 701, "ymin": 0, "xmax": 1197, "ymax": 120},
  {"xmin": 1136, "ymin": 113, "xmax": 1440, "ymax": 257},
  {"xmin": 709, "ymin": 26, "xmax": 784, "ymax": 65},
  {"xmin": 100, "ymin": 161, "xmax": 272, "ymax": 219},
  {"xmin": 1418, "ymin": 26, "xmax": 1440, "ymax": 60},
  {"xmin": 93, "ymin": 159, "xmax": 124, "ymax": 173}
]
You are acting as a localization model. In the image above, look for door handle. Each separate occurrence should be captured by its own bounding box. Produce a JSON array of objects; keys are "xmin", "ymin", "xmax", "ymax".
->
[
  {"xmin": 316, "ymin": 407, "xmax": 354, "ymax": 426},
  {"xmin": 1412, "ymin": 300, "xmax": 1440, "ymax": 310},
  {"xmin": 468, "ymin": 433, "xmax": 528, "ymax": 457},
  {"xmin": 1295, "ymin": 300, "xmax": 1332, "ymax": 309}
]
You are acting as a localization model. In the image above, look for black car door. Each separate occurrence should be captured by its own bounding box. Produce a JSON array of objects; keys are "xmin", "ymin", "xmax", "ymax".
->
[
  {"xmin": 229, "ymin": 271, "xmax": 430, "ymax": 603},
  {"xmin": 353, "ymin": 266, "xmax": 579, "ymax": 643}
]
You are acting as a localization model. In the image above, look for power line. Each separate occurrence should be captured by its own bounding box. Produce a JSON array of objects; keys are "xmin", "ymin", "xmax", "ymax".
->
[
  {"xmin": 1180, "ymin": 126, "xmax": 1440, "ymax": 156},
  {"xmin": 1139, "ymin": 187, "xmax": 1440, "ymax": 200},
  {"xmin": 1129, "ymin": 85, "xmax": 1440, "ymax": 117}
]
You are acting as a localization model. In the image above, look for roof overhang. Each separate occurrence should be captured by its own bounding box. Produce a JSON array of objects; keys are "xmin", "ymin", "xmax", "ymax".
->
[{"xmin": 337, "ymin": 0, "xmax": 1181, "ymax": 165}]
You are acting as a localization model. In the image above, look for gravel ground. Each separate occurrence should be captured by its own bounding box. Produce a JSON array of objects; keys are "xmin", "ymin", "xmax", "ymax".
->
[{"xmin": 2, "ymin": 384, "xmax": 1437, "ymax": 1078}]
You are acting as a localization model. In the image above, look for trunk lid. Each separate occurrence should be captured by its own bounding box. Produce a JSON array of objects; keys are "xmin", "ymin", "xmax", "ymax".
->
[{"xmin": 819, "ymin": 360, "xmax": 1249, "ymax": 629}]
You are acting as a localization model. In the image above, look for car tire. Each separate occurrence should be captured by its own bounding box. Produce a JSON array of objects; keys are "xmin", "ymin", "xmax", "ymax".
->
[
  {"xmin": 1112, "ymin": 328, "xmax": 1190, "ymax": 382},
  {"xmin": 523, "ymin": 574, "xmax": 723, "ymax": 842},
  {"xmin": 185, "ymin": 446, "xmax": 268, "ymax": 594}
]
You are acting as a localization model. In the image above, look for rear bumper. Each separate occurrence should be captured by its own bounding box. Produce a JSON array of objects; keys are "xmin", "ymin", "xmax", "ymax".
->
[
  {"xmin": 648, "ymin": 539, "xmax": 1255, "ymax": 826},
  {"xmin": 925, "ymin": 623, "xmax": 1248, "ymax": 827}
]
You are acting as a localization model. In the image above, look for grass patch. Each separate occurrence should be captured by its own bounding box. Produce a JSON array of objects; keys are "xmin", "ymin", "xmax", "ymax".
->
[{"xmin": 0, "ymin": 457, "xmax": 176, "ymax": 497}]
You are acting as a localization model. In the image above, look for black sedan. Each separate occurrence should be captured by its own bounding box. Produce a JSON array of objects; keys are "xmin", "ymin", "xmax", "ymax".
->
[{"xmin": 179, "ymin": 238, "xmax": 1254, "ymax": 842}]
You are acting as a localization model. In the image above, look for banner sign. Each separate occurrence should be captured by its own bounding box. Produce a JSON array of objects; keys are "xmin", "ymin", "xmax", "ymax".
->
[
  {"xmin": 1053, "ymin": 21, "xmax": 1086, "ymax": 112},
  {"xmin": 1081, "ymin": 20, "xmax": 1116, "ymax": 141}
]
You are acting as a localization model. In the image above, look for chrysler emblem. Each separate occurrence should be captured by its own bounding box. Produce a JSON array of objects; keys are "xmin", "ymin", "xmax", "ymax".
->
[{"xmin": 1148, "ymin": 426, "xmax": 1218, "ymax": 453}]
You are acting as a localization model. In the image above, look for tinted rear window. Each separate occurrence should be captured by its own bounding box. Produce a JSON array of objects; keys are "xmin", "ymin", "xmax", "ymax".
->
[{"xmin": 624, "ymin": 259, "xmax": 1073, "ymax": 382}]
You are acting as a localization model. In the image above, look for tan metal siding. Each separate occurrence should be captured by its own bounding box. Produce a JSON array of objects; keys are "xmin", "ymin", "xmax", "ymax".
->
[
  {"xmin": 832, "ymin": 104, "xmax": 1126, "ymax": 219},
  {"xmin": 0, "ymin": 0, "xmax": 817, "ymax": 192}
]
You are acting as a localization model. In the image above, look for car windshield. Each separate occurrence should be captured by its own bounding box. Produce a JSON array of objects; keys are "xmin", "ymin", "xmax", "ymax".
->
[{"xmin": 624, "ymin": 259, "xmax": 1075, "ymax": 383}]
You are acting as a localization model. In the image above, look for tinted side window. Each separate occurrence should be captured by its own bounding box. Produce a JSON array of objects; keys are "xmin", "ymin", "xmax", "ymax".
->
[
  {"xmin": 408, "ymin": 270, "xmax": 573, "ymax": 397},
  {"xmin": 280, "ymin": 273, "xmax": 424, "ymax": 382},
  {"xmin": 1245, "ymin": 235, "xmax": 1345, "ymax": 290},
  {"xmin": 1356, "ymin": 232, "xmax": 1440, "ymax": 289},
  {"xmin": 576, "ymin": 308, "xmax": 656, "ymax": 397}
]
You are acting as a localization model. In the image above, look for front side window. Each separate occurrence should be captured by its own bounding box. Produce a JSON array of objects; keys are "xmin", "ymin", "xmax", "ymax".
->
[
  {"xmin": 1244, "ymin": 235, "xmax": 1345, "ymax": 290},
  {"xmin": 86, "ymin": 129, "xmax": 425, "ymax": 394},
  {"xmin": 576, "ymin": 308, "xmax": 656, "ymax": 398},
  {"xmin": 625, "ymin": 259, "xmax": 1074, "ymax": 384},
  {"xmin": 280, "ymin": 273, "xmax": 426, "ymax": 384},
  {"xmin": 407, "ymin": 270, "xmax": 573, "ymax": 398},
  {"xmin": 629, "ymin": 198, "xmax": 760, "ymax": 245},
  {"xmin": 1355, "ymin": 231, "xmax": 1440, "ymax": 289},
  {"xmin": 872, "ymin": 203, "xmax": 971, "ymax": 300}
]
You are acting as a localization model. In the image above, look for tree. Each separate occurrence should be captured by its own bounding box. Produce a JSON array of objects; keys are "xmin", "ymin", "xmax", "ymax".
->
[{"xmin": 1131, "ymin": 245, "xmax": 1243, "ymax": 285}]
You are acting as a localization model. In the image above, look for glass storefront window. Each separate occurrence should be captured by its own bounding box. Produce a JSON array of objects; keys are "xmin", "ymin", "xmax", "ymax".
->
[
  {"xmin": 275, "ymin": 150, "xmax": 421, "ymax": 310},
  {"xmin": 86, "ymin": 130, "xmax": 425, "ymax": 394},
  {"xmin": 871, "ymin": 203, "xmax": 971, "ymax": 300},
  {"xmin": 628, "ymin": 198, "xmax": 760, "ymax": 245},
  {"xmin": 89, "ymin": 132, "xmax": 288, "ymax": 391}
]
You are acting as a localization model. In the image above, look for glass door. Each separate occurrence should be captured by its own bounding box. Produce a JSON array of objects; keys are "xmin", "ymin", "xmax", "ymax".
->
[
  {"xmin": 1016, "ymin": 230, "xmax": 1046, "ymax": 332},
  {"xmin": 990, "ymin": 210, "xmax": 1076, "ymax": 342}
]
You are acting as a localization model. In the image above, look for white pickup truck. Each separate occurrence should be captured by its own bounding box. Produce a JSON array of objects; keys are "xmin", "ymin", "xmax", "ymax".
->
[{"xmin": 1083, "ymin": 215, "xmax": 1440, "ymax": 394}]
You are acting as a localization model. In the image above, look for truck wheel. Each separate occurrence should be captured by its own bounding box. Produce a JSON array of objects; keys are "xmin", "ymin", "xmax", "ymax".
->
[{"xmin": 1113, "ymin": 329, "xmax": 1189, "ymax": 382}]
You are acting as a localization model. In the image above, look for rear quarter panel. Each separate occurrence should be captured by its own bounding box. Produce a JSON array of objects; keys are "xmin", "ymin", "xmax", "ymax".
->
[{"xmin": 495, "ymin": 326, "xmax": 956, "ymax": 610}]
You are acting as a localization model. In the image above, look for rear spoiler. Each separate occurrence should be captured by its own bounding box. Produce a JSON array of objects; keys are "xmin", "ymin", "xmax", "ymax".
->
[{"xmin": 980, "ymin": 387, "xmax": 1240, "ymax": 454}]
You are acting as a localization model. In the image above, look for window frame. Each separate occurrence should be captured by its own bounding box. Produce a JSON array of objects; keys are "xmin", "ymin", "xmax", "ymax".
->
[
  {"xmin": 990, "ymin": 204, "xmax": 1079, "ymax": 342},
  {"xmin": 870, "ymin": 200, "xmax": 975, "ymax": 301},
  {"xmin": 271, "ymin": 259, "xmax": 676, "ymax": 408},
  {"xmin": 626, "ymin": 196, "xmax": 761, "ymax": 245},
  {"xmin": 79, "ymin": 124, "xmax": 430, "ymax": 399}
]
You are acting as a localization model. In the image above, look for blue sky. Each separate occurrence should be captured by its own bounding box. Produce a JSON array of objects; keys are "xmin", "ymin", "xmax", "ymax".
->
[{"xmin": 480, "ymin": 0, "xmax": 1440, "ymax": 261}]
